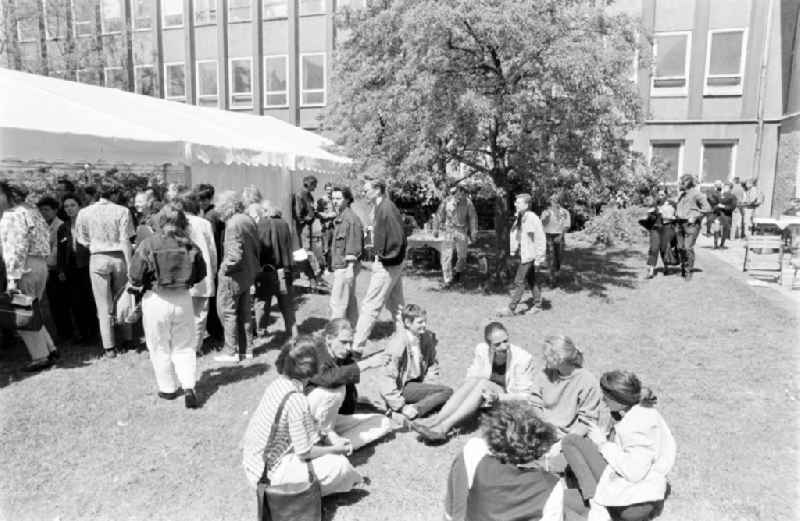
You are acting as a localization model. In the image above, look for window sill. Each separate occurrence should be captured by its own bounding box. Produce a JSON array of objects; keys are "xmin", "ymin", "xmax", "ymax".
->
[
  {"xmin": 194, "ymin": 21, "xmax": 217, "ymax": 27},
  {"xmin": 101, "ymin": 31, "xmax": 123, "ymax": 36},
  {"xmin": 300, "ymin": 103, "xmax": 326, "ymax": 108},
  {"xmin": 264, "ymin": 104, "xmax": 289, "ymax": 109},
  {"xmin": 228, "ymin": 19, "xmax": 252, "ymax": 24},
  {"xmin": 163, "ymin": 24, "xmax": 184, "ymax": 30},
  {"xmin": 263, "ymin": 16, "xmax": 288, "ymax": 20},
  {"xmin": 134, "ymin": 27, "xmax": 153, "ymax": 32}
]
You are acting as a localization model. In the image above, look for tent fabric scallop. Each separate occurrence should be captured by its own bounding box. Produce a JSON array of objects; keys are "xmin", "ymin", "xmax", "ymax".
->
[{"xmin": 0, "ymin": 67, "xmax": 350, "ymax": 174}]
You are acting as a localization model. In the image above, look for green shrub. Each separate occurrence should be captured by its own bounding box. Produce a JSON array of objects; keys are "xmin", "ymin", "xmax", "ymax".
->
[{"xmin": 573, "ymin": 205, "xmax": 649, "ymax": 247}]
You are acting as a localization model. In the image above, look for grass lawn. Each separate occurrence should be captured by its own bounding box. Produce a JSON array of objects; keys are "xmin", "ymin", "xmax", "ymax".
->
[{"xmin": 1, "ymin": 240, "xmax": 797, "ymax": 521}]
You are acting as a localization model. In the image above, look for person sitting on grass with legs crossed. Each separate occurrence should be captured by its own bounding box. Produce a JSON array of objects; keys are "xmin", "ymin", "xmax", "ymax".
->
[
  {"xmin": 411, "ymin": 321, "xmax": 536, "ymax": 444},
  {"xmin": 305, "ymin": 319, "xmax": 394, "ymax": 452},
  {"xmin": 378, "ymin": 304, "xmax": 453, "ymax": 425}
]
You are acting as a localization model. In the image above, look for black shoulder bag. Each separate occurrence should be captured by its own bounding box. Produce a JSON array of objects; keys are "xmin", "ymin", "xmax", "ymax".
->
[{"xmin": 256, "ymin": 391, "xmax": 322, "ymax": 521}]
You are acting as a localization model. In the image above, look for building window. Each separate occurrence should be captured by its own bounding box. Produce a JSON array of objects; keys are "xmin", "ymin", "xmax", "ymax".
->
[
  {"xmin": 197, "ymin": 60, "xmax": 218, "ymax": 107},
  {"xmin": 104, "ymin": 66, "xmax": 126, "ymax": 89},
  {"xmin": 300, "ymin": 53, "xmax": 325, "ymax": 106},
  {"xmin": 228, "ymin": 0, "xmax": 250, "ymax": 22},
  {"xmin": 134, "ymin": 65, "xmax": 156, "ymax": 96},
  {"xmin": 162, "ymin": 0, "xmax": 183, "ymax": 27},
  {"xmin": 164, "ymin": 62, "xmax": 186, "ymax": 101},
  {"xmin": 194, "ymin": 0, "xmax": 217, "ymax": 24},
  {"xmin": 230, "ymin": 57, "xmax": 253, "ymax": 108},
  {"xmin": 701, "ymin": 142, "xmax": 737, "ymax": 184},
  {"xmin": 264, "ymin": 55, "xmax": 288, "ymax": 107},
  {"xmin": 263, "ymin": 0, "xmax": 286, "ymax": 18},
  {"xmin": 133, "ymin": 0, "xmax": 153, "ymax": 30},
  {"xmin": 299, "ymin": 0, "xmax": 324, "ymax": 15},
  {"xmin": 336, "ymin": 0, "xmax": 365, "ymax": 10},
  {"xmin": 16, "ymin": 12, "xmax": 40, "ymax": 42},
  {"xmin": 100, "ymin": 0, "xmax": 122, "ymax": 33},
  {"xmin": 650, "ymin": 141, "xmax": 683, "ymax": 183},
  {"xmin": 704, "ymin": 29, "xmax": 747, "ymax": 96},
  {"xmin": 651, "ymin": 31, "xmax": 691, "ymax": 97},
  {"xmin": 45, "ymin": 0, "xmax": 65, "ymax": 40},
  {"xmin": 73, "ymin": 0, "xmax": 95, "ymax": 37},
  {"xmin": 76, "ymin": 68, "xmax": 100, "ymax": 85}
]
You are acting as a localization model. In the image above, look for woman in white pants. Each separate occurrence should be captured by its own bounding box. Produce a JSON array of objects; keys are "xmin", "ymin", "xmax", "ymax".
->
[{"xmin": 129, "ymin": 205, "xmax": 207, "ymax": 408}]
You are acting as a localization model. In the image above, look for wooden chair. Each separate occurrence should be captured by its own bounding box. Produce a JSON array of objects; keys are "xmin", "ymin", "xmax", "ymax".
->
[{"xmin": 742, "ymin": 235, "xmax": 784, "ymax": 285}]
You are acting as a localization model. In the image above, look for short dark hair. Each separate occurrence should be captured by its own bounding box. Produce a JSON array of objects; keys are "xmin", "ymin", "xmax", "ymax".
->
[
  {"xmin": 195, "ymin": 184, "xmax": 215, "ymax": 201},
  {"xmin": 599, "ymin": 370, "xmax": 657, "ymax": 408},
  {"xmin": 302, "ymin": 175, "xmax": 318, "ymax": 189},
  {"xmin": 56, "ymin": 179, "xmax": 76, "ymax": 192},
  {"xmin": 483, "ymin": 321, "xmax": 507, "ymax": 342},
  {"xmin": 36, "ymin": 196, "xmax": 60, "ymax": 210},
  {"xmin": 61, "ymin": 192, "xmax": 82, "ymax": 207},
  {"xmin": 98, "ymin": 181, "xmax": 120, "ymax": 200},
  {"xmin": 483, "ymin": 401, "xmax": 557, "ymax": 465},
  {"xmin": 332, "ymin": 186, "xmax": 354, "ymax": 205},
  {"xmin": 401, "ymin": 303, "xmax": 427, "ymax": 326},
  {"xmin": 276, "ymin": 335, "xmax": 319, "ymax": 380},
  {"xmin": 679, "ymin": 174, "xmax": 696, "ymax": 188},
  {"xmin": 0, "ymin": 181, "xmax": 27, "ymax": 206}
]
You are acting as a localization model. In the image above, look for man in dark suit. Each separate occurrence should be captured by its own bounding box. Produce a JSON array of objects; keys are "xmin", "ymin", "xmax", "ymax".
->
[
  {"xmin": 214, "ymin": 190, "xmax": 260, "ymax": 362},
  {"xmin": 254, "ymin": 201, "xmax": 298, "ymax": 339},
  {"xmin": 353, "ymin": 179, "xmax": 407, "ymax": 351}
]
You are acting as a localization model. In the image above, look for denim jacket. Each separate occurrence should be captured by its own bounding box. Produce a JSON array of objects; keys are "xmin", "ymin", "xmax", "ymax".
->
[{"xmin": 330, "ymin": 207, "xmax": 364, "ymax": 270}]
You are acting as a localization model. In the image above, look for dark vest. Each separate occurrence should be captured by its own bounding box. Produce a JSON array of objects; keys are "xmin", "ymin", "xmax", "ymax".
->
[{"xmin": 467, "ymin": 456, "xmax": 558, "ymax": 521}]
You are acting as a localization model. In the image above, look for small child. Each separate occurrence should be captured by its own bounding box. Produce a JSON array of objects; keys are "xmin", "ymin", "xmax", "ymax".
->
[
  {"xmin": 378, "ymin": 304, "xmax": 454, "ymax": 423},
  {"xmin": 710, "ymin": 217, "xmax": 722, "ymax": 249}
]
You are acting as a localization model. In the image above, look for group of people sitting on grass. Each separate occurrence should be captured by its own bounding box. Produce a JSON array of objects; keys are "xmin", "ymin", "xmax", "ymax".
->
[{"xmin": 242, "ymin": 303, "xmax": 676, "ymax": 521}]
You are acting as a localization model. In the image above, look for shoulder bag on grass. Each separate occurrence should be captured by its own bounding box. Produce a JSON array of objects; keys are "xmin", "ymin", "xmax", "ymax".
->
[
  {"xmin": 256, "ymin": 391, "xmax": 322, "ymax": 521},
  {"xmin": 0, "ymin": 291, "xmax": 43, "ymax": 331}
]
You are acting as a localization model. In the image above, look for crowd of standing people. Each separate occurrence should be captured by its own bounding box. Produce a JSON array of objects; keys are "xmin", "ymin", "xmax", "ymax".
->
[{"xmin": 0, "ymin": 172, "xmax": 677, "ymax": 521}]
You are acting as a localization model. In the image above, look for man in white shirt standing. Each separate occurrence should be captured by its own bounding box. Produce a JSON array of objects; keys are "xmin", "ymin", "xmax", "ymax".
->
[{"xmin": 497, "ymin": 193, "xmax": 546, "ymax": 316}]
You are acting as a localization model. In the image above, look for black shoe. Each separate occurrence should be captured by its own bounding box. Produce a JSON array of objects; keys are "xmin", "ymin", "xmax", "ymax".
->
[
  {"xmin": 412, "ymin": 423, "xmax": 448, "ymax": 443},
  {"xmin": 184, "ymin": 389, "xmax": 199, "ymax": 409},
  {"xmin": 23, "ymin": 358, "xmax": 54, "ymax": 373},
  {"xmin": 103, "ymin": 348, "xmax": 117, "ymax": 359},
  {"xmin": 48, "ymin": 350, "xmax": 61, "ymax": 362},
  {"xmin": 158, "ymin": 390, "xmax": 181, "ymax": 400}
]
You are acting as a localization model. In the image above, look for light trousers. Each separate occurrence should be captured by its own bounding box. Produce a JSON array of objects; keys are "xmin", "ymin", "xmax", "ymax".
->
[
  {"xmin": 142, "ymin": 288, "xmax": 197, "ymax": 393},
  {"xmin": 89, "ymin": 252, "xmax": 131, "ymax": 350},
  {"xmin": 192, "ymin": 296, "xmax": 209, "ymax": 352},
  {"xmin": 16, "ymin": 256, "xmax": 56, "ymax": 361},
  {"xmin": 353, "ymin": 261, "xmax": 404, "ymax": 348},
  {"xmin": 440, "ymin": 232, "xmax": 468, "ymax": 284},
  {"xmin": 329, "ymin": 264, "xmax": 360, "ymax": 327},
  {"xmin": 307, "ymin": 385, "xmax": 393, "ymax": 451},
  {"xmin": 269, "ymin": 452, "xmax": 362, "ymax": 498}
]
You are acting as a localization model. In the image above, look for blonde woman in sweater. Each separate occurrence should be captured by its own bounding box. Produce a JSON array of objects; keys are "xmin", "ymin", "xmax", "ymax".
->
[{"xmin": 530, "ymin": 335, "xmax": 603, "ymax": 439}]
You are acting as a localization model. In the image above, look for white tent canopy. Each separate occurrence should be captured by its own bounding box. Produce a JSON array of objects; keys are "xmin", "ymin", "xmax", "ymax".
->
[{"xmin": 0, "ymin": 67, "xmax": 350, "ymax": 174}]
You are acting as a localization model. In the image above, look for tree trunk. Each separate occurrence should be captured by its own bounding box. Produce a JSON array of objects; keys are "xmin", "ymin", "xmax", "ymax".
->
[{"xmin": 492, "ymin": 186, "xmax": 511, "ymax": 283}]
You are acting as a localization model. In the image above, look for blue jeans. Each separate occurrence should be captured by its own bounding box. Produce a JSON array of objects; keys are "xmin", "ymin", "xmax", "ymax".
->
[
  {"xmin": 675, "ymin": 222, "xmax": 700, "ymax": 270},
  {"xmin": 509, "ymin": 260, "xmax": 541, "ymax": 311}
]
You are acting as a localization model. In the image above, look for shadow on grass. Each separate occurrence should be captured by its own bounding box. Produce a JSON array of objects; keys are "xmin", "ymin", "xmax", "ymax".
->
[
  {"xmin": 0, "ymin": 332, "xmax": 98, "ymax": 389},
  {"xmin": 298, "ymin": 316, "xmax": 329, "ymax": 335},
  {"xmin": 322, "ymin": 489, "xmax": 371, "ymax": 521},
  {"xmin": 196, "ymin": 362, "xmax": 270, "ymax": 406},
  {"xmin": 555, "ymin": 246, "xmax": 642, "ymax": 300}
]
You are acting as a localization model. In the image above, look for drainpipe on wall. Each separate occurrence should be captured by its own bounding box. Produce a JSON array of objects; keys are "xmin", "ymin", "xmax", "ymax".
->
[{"xmin": 752, "ymin": 0, "xmax": 776, "ymax": 185}]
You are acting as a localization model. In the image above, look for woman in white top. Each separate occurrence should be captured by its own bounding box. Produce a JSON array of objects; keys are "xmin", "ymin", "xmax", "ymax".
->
[
  {"xmin": 412, "ymin": 322, "xmax": 536, "ymax": 443},
  {"xmin": 561, "ymin": 370, "xmax": 676, "ymax": 521}
]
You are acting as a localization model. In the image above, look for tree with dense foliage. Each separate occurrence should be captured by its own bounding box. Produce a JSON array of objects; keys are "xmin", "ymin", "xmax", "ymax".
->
[{"xmin": 326, "ymin": 0, "xmax": 648, "ymax": 263}]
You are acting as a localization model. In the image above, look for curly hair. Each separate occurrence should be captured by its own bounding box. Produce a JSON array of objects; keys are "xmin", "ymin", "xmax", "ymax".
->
[
  {"xmin": 542, "ymin": 335, "xmax": 583, "ymax": 372},
  {"xmin": 482, "ymin": 401, "xmax": 557, "ymax": 466},
  {"xmin": 214, "ymin": 190, "xmax": 244, "ymax": 222}
]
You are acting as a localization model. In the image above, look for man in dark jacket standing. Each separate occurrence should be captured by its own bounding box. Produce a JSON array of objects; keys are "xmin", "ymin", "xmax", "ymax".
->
[
  {"xmin": 353, "ymin": 179, "xmax": 407, "ymax": 350},
  {"xmin": 329, "ymin": 186, "xmax": 364, "ymax": 327},
  {"xmin": 213, "ymin": 191, "xmax": 260, "ymax": 362},
  {"xmin": 254, "ymin": 201, "xmax": 298, "ymax": 339}
]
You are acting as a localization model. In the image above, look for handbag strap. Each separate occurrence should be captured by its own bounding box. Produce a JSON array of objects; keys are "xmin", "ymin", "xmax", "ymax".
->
[{"xmin": 258, "ymin": 390, "xmax": 299, "ymax": 485}]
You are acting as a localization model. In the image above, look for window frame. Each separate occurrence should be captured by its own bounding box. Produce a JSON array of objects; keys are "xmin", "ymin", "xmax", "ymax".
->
[
  {"xmin": 194, "ymin": 0, "xmax": 217, "ymax": 25},
  {"xmin": 163, "ymin": 61, "xmax": 186, "ymax": 101},
  {"xmin": 228, "ymin": 0, "xmax": 250, "ymax": 22},
  {"xmin": 263, "ymin": 0, "xmax": 286, "ymax": 19},
  {"xmin": 229, "ymin": 56, "xmax": 254, "ymax": 109},
  {"xmin": 699, "ymin": 140, "xmax": 738, "ymax": 184},
  {"xmin": 162, "ymin": 0, "xmax": 183, "ymax": 28},
  {"xmin": 650, "ymin": 30, "xmax": 692, "ymax": 98},
  {"xmin": 100, "ymin": 0, "xmax": 123, "ymax": 35},
  {"xmin": 263, "ymin": 54, "xmax": 289, "ymax": 108},
  {"xmin": 132, "ymin": 0, "xmax": 153, "ymax": 31},
  {"xmin": 299, "ymin": 52, "xmax": 326, "ymax": 107},
  {"xmin": 703, "ymin": 28, "xmax": 748, "ymax": 96},
  {"xmin": 16, "ymin": 0, "xmax": 46, "ymax": 43},
  {"xmin": 75, "ymin": 68, "xmax": 100, "ymax": 85},
  {"xmin": 196, "ymin": 59, "xmax": 219, "ymax": 106},
  {"xmin": 648, "ymin": 140, "xmax": 684, "ymax": 184},
  {"xmin": 298, "ymin": 0, "xmax": 324, "ymax": 16},
  {"xmin": 72, "ymin": 0, "xmax": 96, "ymax": 37},
  {"xmin": 134, "ymin": 64, "xmax": 156, "ymax": 95},
  {"xmin": 103, "ymin": 65, "xmax": 126, "ymax": 89}
]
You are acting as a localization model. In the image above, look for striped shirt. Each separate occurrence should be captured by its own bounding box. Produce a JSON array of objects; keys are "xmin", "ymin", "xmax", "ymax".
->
[{"xmin": 242, "ymin": 376, "xmax": 319, "ymax": 488}]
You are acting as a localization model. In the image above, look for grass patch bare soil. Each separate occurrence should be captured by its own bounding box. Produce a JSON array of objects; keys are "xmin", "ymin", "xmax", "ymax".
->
[{"xmin": 1, "ymin": 243, "xmax": 797, "ymax": 521}]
